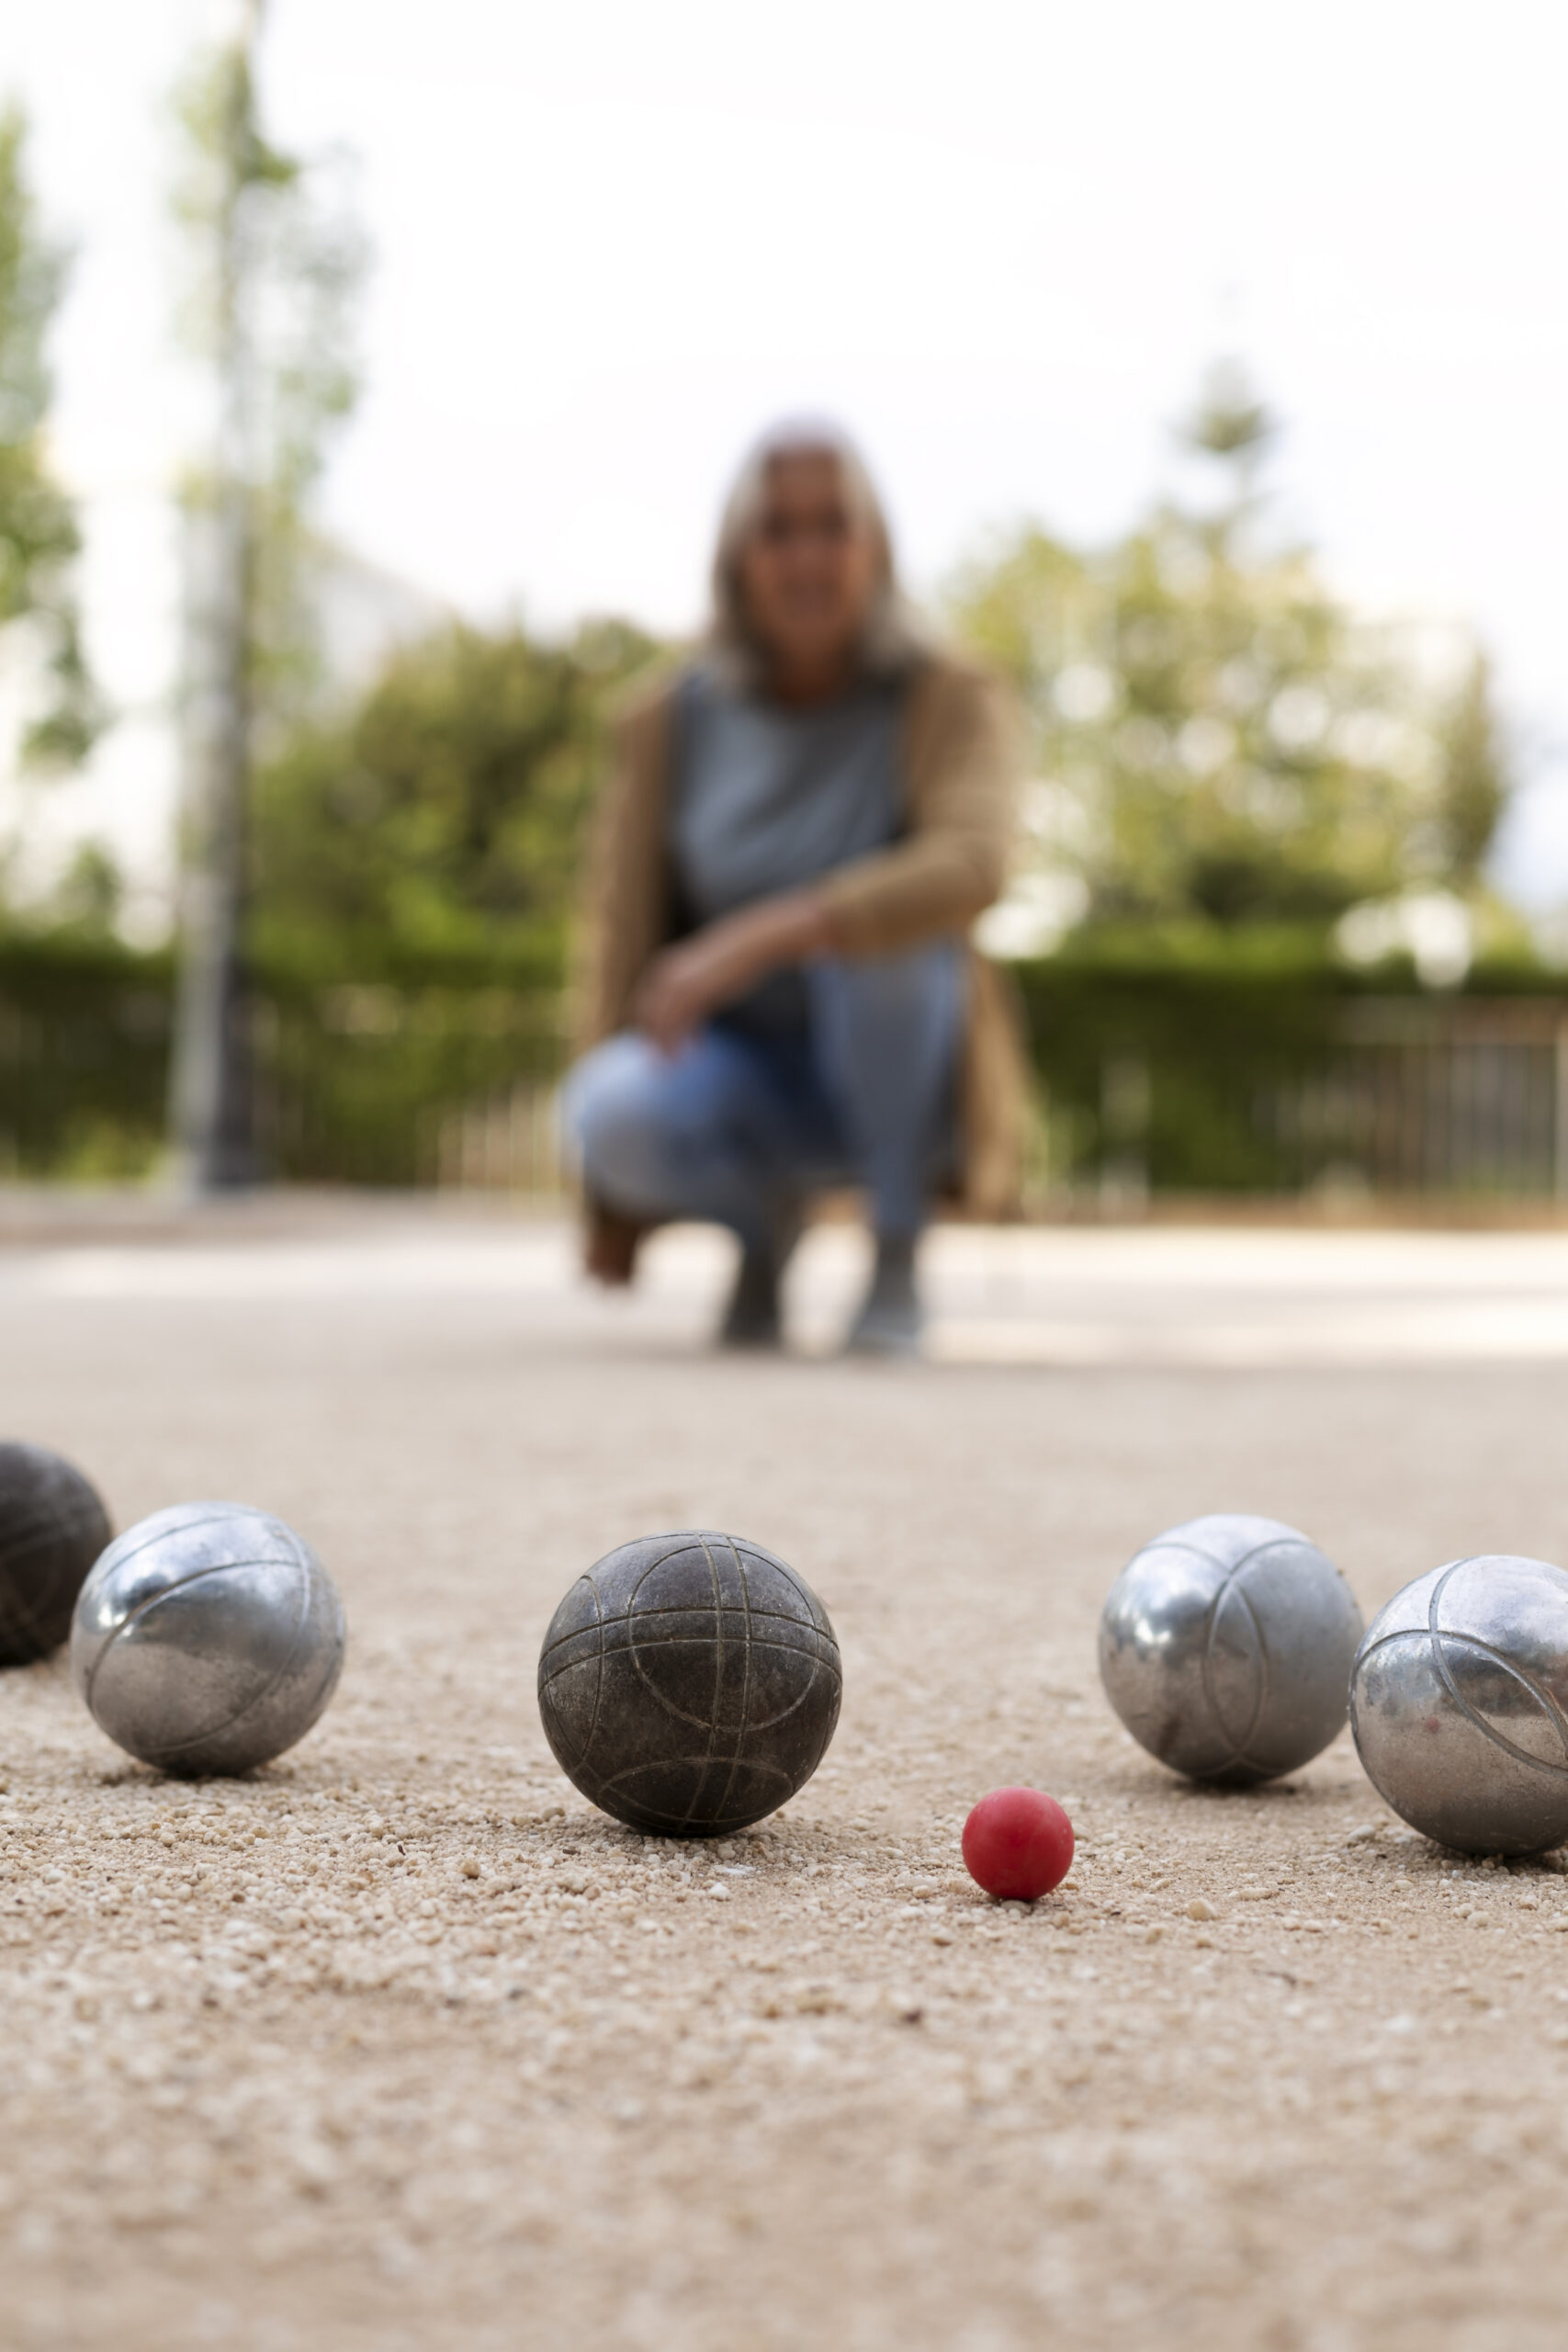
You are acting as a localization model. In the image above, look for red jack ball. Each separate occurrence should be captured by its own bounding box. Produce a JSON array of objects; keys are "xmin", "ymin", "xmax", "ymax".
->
[{"xmin": 962, "ymin": 1786, "xmax": 1075, "ymax": 1901}]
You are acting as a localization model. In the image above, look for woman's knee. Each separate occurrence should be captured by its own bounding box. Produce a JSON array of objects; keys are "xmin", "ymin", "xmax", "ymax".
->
[
  {"xmin": 812, "ymin": 943, "xmax": 964, "ymax": 1049},
  {"xmin": 564, "ymin": 1035, "xmax": 671, "ymax": 1199}
]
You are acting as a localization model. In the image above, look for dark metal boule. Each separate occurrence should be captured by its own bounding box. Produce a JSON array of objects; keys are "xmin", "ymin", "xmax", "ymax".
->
[
  {"xmin": 0, "ymin": 1441, "xmax": 113, "ymax": 1666},
  {"xmin": 537, "ymin": 1531, "xmax": 841, "ymax": 1836}
]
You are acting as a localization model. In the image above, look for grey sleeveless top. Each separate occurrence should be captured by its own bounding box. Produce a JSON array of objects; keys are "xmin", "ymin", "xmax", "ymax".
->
[{"xmin": 670, "ymin": 667, "xmax": 904, "ymax": 1035}]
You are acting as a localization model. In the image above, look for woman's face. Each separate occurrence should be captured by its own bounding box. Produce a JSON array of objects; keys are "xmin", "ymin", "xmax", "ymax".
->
[{"xmin": 737, "ymin": 451, "xmax": 881, "ymax": 689}]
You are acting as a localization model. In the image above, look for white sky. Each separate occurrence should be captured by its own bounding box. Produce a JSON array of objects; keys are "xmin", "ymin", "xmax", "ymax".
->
[{"xmin": 4, "ymin": 0, "xmax": 1567, "ymax": 922}]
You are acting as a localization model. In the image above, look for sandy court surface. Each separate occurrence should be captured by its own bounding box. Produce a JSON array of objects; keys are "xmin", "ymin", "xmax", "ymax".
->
[{"xmin": 5, "ymin": 1203, "xmax": 1568, "ymax": 2352}]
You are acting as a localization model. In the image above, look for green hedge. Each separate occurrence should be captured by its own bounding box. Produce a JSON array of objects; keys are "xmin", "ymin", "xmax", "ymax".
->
[
  {"xmin": 259, "ymin": 964, "xmax": 564, "ymax": 1187},
  {"xmin": 3, "ymin": 925, "xmax": 1565, "ymax": 1194},
  {"xmin": 1012, "ymin": 928, "xmax": 1568, "ymax": 1195},
  {"xmin": 0, "ymin": 935, "xmax": 175, "ymax": 1180},
  {"xmin": 0, "ymin": 935, "xmax": 565, "ymax": 1185}
]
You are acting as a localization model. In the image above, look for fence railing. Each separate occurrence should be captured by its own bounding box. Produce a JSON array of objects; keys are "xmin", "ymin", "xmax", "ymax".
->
[
  {"xmin": 0, "ymin": 939, "xmax": 567, "ymax": 1190},
  {"xmin": 1014, "ymin": 957, "xmax": 1568, "ymax": 1205},
  {"xmin": 427, "ymin": 1080, "xmax": 567, "ymax": 1195},
  {"xmin": 1262, "ymin": 1003, "xmax": 1568, "ymax": 1200},
  {"xmin": 0, "ymin": 939, "xmax": 175, "ymax": 1182}
]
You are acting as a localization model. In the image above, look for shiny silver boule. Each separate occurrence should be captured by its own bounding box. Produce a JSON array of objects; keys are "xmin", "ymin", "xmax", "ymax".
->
[
  {"xmin": 1099, "ymin": 1513, "xmax": 1363, "ymax": 1784},
  {"xmin": 1351, "ymin": 1555, "xmax": 1568, "ymax": 1856},
  {"xmin": 71, "ymin": 1502, "xmax": 345, "ymax": 1774}
]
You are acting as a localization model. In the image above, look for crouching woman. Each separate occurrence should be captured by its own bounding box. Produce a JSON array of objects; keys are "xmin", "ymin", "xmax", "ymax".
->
[{"xmin": 566, "ymin": 423, "xmax": 1026, "ymax": 1354}]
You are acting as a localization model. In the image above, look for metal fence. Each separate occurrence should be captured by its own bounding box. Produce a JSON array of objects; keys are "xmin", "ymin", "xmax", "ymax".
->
[
  {"xmin": 1262, "ymin": 1003, "xmax": 1568, "ymax": 1200},
  {"xmin": 425, "ymin": 1001, "xmax": 1568, "ymax": 1206},
  {"xmin": 427, "ymin": 1080, "xmax": 568, "ymax": 1195},
  {"xmin": 1017, "ymin": 983, "xmax": 1568, "ymax": 1206}
]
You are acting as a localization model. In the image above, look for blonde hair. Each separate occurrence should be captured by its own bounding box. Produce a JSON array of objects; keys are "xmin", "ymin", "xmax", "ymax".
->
[{"xmin": 706, "ymin": 419, "xmax": 930, "ymax": 687}]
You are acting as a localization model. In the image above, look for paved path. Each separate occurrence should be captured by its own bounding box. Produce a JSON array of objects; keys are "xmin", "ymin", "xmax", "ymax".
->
[
  {"xmin": 11, "ymin": 1207, "xmax": 1568, "ymax": 1363},
  {"xmin": 3, "ymin": 1204, "xmax": 1568, "ymax": 2351}
]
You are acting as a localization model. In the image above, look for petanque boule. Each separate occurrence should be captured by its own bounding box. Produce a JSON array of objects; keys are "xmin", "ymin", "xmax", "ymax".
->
[
  {"xmin": 0, "ymin": 1440, "xmax": 113, "ymax": 1666},
  {"xmin": 71, "ymin": 1500, "xmax": 345, "ymax": 1775},
  {"xmin": 1099, "ymin": 1512, "xmax": 1364, "ymax": 1784},
  {"xmin": 537, "ymin": 1530, "xmax": 841, "ymax": 1836},
  {"xmin": 1350, "ymin": 1554, "xmax": 1568, "ymax": 1856}
]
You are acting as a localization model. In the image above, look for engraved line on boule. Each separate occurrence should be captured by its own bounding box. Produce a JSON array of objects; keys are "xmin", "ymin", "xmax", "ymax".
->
[
  {"xmin": 688, "ymin": 1532, "xmax": 726, "ymax": 1829},
  {"xmin": 615, "ymin": 1551, "xmax": 832, "ymax": 1735},
  {"xmin": 1201, "ymin": 1572, "xmax": 1268, "ymax": 1767},
  {"xmin": 540, "ymin": 1593, "xmax": 829, "ymax": 1643},
  {"xmin": 1427, "ymin": 1557, "xmax": 1568, "ymax": 1771},
  {"xmin": 91, "ymin": 1507, "xmax": 295, "ymax": 1578},
  {"xmin": 728, "ymin": 1540, "xmax": 829, "ymax": 1758},
  {"xmin": 758, "ymin": 1551, "xmax": 835, "ymax": 1719},
  {"xmin": 1353, "ymin": 1617, "xmax": 1568, "ymax": 1782},
  {"xmin": 601, "ymin": 1757, "xmax": 795, "ymax": 1795},
  {"xmin": 568, "ymin": 1571, "xmax": 609, "ymax": 1773},
  {"xmin": 620, "ymin": 1546, "xmax": 739, "ymax": 1736},
  {"xmin": 79, "ymin": 1548, "xmax": 312, "ymax": 1713},
  {"xmin": 0, "ymin": 1531, "xmax": 72, "ymax": 1642},
  {"xmin": 593, "ymin": 1757, "xmax": 795, "ymax": 1831},
  {"xmin": 542, "ymin": 1534, "xmax": 840, "ymax": 1827},
  {"xmin": 555, "ymin": 1631, "xmax": 830, "ymax": 1669},
  {"xmin": 166, "ymin": 1554, "xmax": 342, "ymax": 1763},
  {"xmin": 1353, "ymin": 1626, "xmax": 1432, "ymax": 1673},
  {"xmin": 1149, "ymin": 1532, "xmax": 1299, "ymax": 1584},
  {"xmin": 751, "ymin": 1545, "xmax": 833, "ymax": 1634},
  {"xmin": 1195, "ymin": 1553, "xmax": 1285, "ymax": 1777},
  {"xmin": 96, "ymin": 1556, "xmax": 327, "ymax": 1760},
  {"xmin": 710, "ymin": 1533, "xmax": 756, "ymax": 1823},
  {"xmin": 0, "ymin": 1504, "xmax": 106, "ymax": 1569},
  {"xmin": 1115, "ymin": 1532, "xmax": 1304, "ymax": 1777},
  {"xmin": 549, "ymin": 1636, "xmax": 832, "ymax": 1721},
  {"xmin": 1423, "ymin": 1555, "xmax": 1568, "ymax": 1775},
  {"xmin": 539, "ymin": 1600, "xmax": 829, "ymax": 1669}
]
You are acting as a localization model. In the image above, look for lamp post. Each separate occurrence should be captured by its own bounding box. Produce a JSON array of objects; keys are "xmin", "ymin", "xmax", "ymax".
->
[{"xmin": 168, "ymin": 0, "xmax": 266, "ymax": 1191}]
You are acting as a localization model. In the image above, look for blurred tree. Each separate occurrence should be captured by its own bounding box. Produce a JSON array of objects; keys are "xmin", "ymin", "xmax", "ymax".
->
[
  {"xmin": 48, "ymin": 840, "xmax": 125, "ymax": 936},
  {"xmin": 168, "ymin": 0, "xmax": 366, "ymax": 1186},
  {"xmin": 0, "ymin": 105, "xmax": 103, "ymax": 770},
  {"xmin": 252, "ymin": 617, "xmax": 661, "ymax": 978},
  {"xmin": 951, "ymin": 362, "xmax": 1510, "ymax": 928}
]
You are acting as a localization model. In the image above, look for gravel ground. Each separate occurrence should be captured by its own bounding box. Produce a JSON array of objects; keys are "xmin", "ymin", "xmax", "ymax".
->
[{"xmin": 4, "ymin": 1205, "xmax": 1568, "ymax": 2352}]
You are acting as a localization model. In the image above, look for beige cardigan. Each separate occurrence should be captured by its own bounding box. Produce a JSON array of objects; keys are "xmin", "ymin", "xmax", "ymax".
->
[{"xmin": 575, "ymin": 649, "xmax": 1030, "ymax": 1226}]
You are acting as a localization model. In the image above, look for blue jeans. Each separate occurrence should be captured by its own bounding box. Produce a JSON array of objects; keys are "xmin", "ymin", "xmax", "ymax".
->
[{"xmin": 564, "ymin": 944, "xmax": 964, "ymax": 1249}]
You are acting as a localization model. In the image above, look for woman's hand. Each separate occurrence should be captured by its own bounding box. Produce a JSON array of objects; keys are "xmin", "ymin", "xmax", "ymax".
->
[{"xmin": 633, "ymin": 888, "xmax": 836, "ymax": 1055}]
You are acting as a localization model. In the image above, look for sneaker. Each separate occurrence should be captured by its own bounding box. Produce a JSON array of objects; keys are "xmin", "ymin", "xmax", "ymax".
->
[
  {"xmin": 716, "ymin": 1205, "xmax": 805, "ymax": 1351},
  {"xmin": 719, "ymin": 1248, "xmax": 784, "ymax": 1349},
  {"xmin": 843, "ymin": 1234, "xmax": 924, "ymax": 1359}
]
